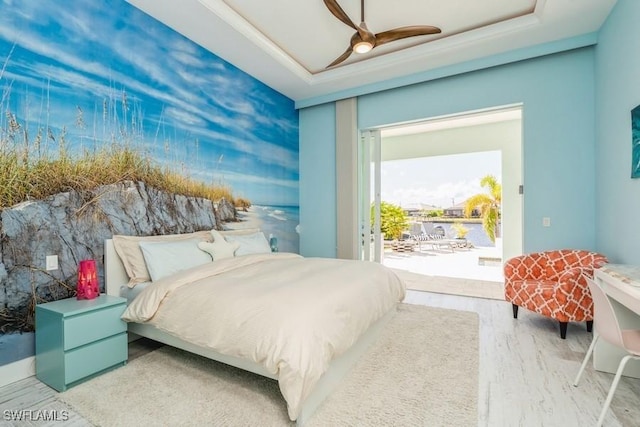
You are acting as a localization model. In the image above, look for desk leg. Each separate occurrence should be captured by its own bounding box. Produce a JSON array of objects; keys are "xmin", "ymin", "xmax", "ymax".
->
[{"xmin": 593, "ymin": 298, "xmax": 640, "ymax": 378}]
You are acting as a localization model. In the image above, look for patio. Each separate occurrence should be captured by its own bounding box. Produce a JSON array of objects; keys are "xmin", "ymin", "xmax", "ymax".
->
[
  {"xmin": 382, "ymin": 244, "xmax": 505, "ymax": 300},
  {"xmin": 383, "ymin": 244, "xmax": 503, "ymax": 282}
]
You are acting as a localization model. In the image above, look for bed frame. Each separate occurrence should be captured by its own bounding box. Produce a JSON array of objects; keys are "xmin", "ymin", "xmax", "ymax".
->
[{"xmin": 104, "ymin": 239, "xmax": 394, "ymax": 425}]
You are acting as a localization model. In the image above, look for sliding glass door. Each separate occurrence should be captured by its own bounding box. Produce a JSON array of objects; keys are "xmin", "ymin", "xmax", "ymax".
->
[{"xmin": 359, "ymin": 129, "xmax": 382, "ymax": 262}]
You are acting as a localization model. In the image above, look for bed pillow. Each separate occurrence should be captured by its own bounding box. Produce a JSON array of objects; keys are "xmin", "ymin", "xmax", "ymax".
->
[
  {"xmin": 112, "ymin": 231, "xmax": 211, "ymax": 285},
  {"xmin": 224, "ymin": 231, "xmax": 272, "ymax": 256},
  {"xmin": 198, "ymin": 238, "xmax": 240, "ymax": 261},
  {"xmin": 139, "ymin": 238, "xmax": 212, "ymax": 282}
]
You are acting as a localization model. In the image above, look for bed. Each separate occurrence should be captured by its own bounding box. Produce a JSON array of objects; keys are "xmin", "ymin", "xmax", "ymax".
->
[{"xmin": 103, "ymin": 229, "xmax": 405, "ymax": 425}]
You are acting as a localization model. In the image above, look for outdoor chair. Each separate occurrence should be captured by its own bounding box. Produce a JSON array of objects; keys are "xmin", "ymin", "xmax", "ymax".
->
[
  {"xmin": 410, "ymin": 232, "xmax": 455, "ymax": 252},
  {"xmin": 504, "ymin": 249, "xmax": 609, "ymax": 339},
  {"xmin": 573, "ymin": 276, "xmax": 640, "ymax": 427}
]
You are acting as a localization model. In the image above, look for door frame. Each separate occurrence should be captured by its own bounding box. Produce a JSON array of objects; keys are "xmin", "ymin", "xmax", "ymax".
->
[{"xmin": 359, "ymin": 105, "xmax": 523, "ymax": 262}]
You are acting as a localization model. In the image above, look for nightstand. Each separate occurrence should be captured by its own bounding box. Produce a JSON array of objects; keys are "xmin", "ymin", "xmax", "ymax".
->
[{"xmin": 35, "ymin": 295, "xmax": 128, "ymax": 391}]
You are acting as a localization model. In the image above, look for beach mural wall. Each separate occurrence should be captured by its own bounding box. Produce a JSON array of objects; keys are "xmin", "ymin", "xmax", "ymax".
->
[{"xmin": 0, "ymin": 0, "xmax": 299, "ymax": 367}]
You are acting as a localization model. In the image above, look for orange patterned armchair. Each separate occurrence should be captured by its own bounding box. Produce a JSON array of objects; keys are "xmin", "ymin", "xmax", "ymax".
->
[{"xmin": 504, "ymin": 249, "xmax": 608, "ymax": 339}]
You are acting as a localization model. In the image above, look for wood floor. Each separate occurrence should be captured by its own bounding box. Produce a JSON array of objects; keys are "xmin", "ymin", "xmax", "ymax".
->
[{"xmin": 2, "ymin": 290, "xmax": 640, "ymax": 426}]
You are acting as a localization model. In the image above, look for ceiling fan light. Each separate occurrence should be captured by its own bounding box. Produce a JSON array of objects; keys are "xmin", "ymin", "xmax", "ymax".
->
[{"xmin": 353, "ymin": 41, "xmax": 373, "ymax": 54}]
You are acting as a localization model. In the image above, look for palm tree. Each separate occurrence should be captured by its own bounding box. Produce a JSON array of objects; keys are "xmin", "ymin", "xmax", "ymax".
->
[{"xmin": 464, "ymin": 175, "xmax": 502, "ymax": 243}]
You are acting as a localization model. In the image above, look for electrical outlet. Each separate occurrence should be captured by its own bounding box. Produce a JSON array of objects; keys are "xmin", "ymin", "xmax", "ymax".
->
[
  {"xmin": 46, "ymin": 255, "xmax": 58, "ymax": 271},
  {"xmin": 542, "ymin": 217, "xmax": 551, "ymax": 227}
]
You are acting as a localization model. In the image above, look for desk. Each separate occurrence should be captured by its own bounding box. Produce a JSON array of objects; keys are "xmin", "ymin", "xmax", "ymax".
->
[{"xmin": 593, "ymin": 264, "xmax": 640, "ymax": 378}]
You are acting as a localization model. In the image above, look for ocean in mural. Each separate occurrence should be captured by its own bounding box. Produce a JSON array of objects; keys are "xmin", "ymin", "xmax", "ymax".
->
[
  {"xmin": 224, "ymin": 204, "xmax": 301, "ymax": 253},
  {"xmin": 0, "ymin": 0, "xmax": 299, "ymax": 366}
]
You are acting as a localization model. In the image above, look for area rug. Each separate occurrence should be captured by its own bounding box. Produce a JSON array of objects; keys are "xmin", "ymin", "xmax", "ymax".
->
[
  {"xmin": 394, "ymin": 269, "xmax": 505, "ymax": 300},
  {"xmin": 59, "ymin": 304, "xmax": 479, "ymax": 426}
]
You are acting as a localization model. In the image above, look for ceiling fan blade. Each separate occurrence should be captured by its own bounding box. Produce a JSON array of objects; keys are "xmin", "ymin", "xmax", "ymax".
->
[
  {"xmin": 375, "ymin": 25, "xmax": 442, "ymax": 47},
  {"xmin": 326, "ymin": 46, "xmax": 354, "ymax": 68},
  {"xmin": 323, "ymin": 0, "xmax": 358, "ymax": 31}
]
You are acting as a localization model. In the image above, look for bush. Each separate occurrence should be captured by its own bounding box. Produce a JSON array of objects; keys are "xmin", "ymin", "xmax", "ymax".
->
[
  {"xmin": 451, "ymin": 221, "xmax": 469, "ymax": 239},
  {"xmin": 373, "ymin": 201, "xmax": 409, "ymax": 240},
  {"xmin": 424, "ymin": 209, "xmax": 443, "ymax": 218}
]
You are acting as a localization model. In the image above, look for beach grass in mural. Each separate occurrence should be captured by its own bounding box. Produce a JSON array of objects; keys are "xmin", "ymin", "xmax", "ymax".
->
[
  {"xmin": 0, "ymin": 116, "xmax": 235, "ymax": 210},
  {"xmin": 632, "ymin": 105, "xmax": 640, "ymax": 178},
  {"xmin": 0, "ymin": 0, "xmax": 298, "ymax": 208}
]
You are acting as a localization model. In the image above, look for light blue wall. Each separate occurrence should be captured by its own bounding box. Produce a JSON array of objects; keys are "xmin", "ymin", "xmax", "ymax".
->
[
  {"xmin": 299, "ymin": 103, "xmax": 337, "ymax": 257},
  {"xmin": 595, "ymin": 0, "xmax": 640, "ymax": 264},
  {"xmin": 300, "ymin": 48, "xmax": 598, "ymax": 256}
]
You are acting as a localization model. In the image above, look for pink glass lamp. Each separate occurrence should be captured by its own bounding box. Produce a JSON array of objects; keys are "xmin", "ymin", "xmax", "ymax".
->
[{"xmin": 77, "ymin": 259, "xmax": 99, "ymax": 300}]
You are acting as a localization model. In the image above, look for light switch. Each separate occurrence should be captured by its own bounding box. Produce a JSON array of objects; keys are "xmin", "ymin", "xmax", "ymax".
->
[
  {"xmin": 46, "ymin": 255, "xmax": 58, "ymax": 271},
  {"xmin": 542, "ymin": 217, "xmax": 551, "ymax": 227}
]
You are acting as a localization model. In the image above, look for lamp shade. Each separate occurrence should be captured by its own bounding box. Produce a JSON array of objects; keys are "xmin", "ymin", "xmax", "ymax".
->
[{"xmin": 77, "ymin": 259, "xmax": 99, "ymax": 300}]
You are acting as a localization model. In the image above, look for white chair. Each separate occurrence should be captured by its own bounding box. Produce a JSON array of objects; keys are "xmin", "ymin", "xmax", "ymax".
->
[{"xmin": 573, "ymin": 276, "xmax": 640, "ymax": 426}]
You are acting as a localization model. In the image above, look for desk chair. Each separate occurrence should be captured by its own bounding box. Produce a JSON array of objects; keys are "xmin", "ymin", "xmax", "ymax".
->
[{"xmin": 573, "ymin": 277, "xmax": 640, "ymax": 426}]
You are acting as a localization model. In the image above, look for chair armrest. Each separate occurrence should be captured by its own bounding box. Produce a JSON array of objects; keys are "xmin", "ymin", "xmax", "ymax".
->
[{"xmin": 555, "ymin": 267, "xmax": 590, "ymax": 294}]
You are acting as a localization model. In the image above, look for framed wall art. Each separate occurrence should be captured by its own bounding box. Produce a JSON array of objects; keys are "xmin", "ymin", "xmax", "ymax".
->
[{"xmin": 632, "ymin": 105, "xmax": 640, "ymax": 178}]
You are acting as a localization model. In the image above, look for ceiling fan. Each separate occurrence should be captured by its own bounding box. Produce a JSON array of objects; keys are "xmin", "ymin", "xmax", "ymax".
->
[{"xmin": 323, "ymin": 0, "xmax": 441, "ymax": 68}]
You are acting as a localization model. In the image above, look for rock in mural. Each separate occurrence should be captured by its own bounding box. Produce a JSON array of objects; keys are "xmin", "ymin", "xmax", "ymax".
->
[{"xmin": 0, "ymin": 180, "xmax": 236, "ymax": 333}]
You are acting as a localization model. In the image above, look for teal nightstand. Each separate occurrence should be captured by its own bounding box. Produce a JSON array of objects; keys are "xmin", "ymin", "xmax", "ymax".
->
[{"xmin": 35, "ymin": 295, "xmax": 128, "ymax": 391}]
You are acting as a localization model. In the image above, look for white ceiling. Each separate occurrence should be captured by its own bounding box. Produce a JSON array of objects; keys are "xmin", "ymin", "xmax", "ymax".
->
[
  {"xmin": 126, "ymin": 0, "xmax": 617, "ymax": 102},
  {"xmin": 381, "ymin": 107, "xmax": 522, "ymax": 138}
]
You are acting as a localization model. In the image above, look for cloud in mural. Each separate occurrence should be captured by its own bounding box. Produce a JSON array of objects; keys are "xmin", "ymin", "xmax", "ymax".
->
[{"xmin": 0, "ymin": 0, "xmax": 299, "ymax": 206}]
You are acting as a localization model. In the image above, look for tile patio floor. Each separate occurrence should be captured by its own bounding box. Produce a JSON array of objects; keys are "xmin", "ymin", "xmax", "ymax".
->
[{"xmin": 382, "ymin": 244, "xmax": 504, "ymax": 283}]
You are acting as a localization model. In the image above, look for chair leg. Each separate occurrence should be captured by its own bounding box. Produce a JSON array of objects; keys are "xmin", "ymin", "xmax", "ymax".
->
[
  {"xmin": 512, "ymin": 304, "xmax": 518, "ymax": 319},
  {"xmin": 559, "ymin": 321, "xmax": 568, "ymax": 339},
  {"xmin": 596, "ymin": 355, "xmax": 640, "ymax": 427},
  {"xmin": 587, "ymin": 320, "xmax": 593, "ymax": 333},
  {"xmin": 573, "ymin": 334, "xmax": 599, "ymax": 386}
]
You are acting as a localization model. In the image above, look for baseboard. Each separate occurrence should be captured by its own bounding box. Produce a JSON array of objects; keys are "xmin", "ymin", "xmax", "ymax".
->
[{"xmin": 0, "ymin": 356, "xmax": 35, "ymax": 387}]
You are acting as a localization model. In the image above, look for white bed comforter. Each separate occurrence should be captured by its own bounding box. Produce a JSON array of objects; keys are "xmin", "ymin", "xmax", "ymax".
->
[{"xmin": 121, "ymin": 253, "xmax": 406, "ymax": 420}]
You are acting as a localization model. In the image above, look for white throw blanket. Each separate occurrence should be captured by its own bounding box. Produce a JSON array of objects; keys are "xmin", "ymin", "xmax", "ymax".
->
[{"xmin": 122, "ymin": 253, "xmax": 406, "ymax": 420}]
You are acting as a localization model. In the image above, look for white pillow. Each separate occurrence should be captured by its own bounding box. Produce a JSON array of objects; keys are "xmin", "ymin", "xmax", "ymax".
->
[
  {"xmin": 112, "ymin": 230, "xmax": 212, "ymax": 285},
  {"xmin": 138, "ymin": 238, "xmax": 212, "ymax": 282},
  {"xmin": 224, "ymin": 231, "xmax": 272, "ymax": 256}
]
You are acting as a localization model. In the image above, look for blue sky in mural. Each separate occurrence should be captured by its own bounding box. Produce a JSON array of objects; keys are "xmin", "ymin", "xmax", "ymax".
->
[{"xmin": 0, "ymin": 0, "xmax": 299, "ymax": 206}]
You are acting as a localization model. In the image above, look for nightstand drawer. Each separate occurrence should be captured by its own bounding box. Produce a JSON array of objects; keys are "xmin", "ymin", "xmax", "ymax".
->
[
  {"xmin": 65, "ymin": 333, "xmax": 127, "ymax": 384},
  {"xmin": 64, "ymin": 304, "xmax": 126, "ymax": 350}
]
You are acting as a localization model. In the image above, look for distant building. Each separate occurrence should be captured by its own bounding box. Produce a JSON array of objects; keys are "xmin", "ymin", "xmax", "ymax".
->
[
  {"xmin": 402, "ymin": 203, "xmax": 442, "ymax": 217},
  {"xmin": 443, "ymin": 201, "xmax": 480, "ymax": 218}
]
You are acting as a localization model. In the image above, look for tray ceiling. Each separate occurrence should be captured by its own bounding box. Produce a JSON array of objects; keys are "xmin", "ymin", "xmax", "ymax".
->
[{"xmin": 126, "ymin": 0, "xmax": 617, "ymax": 102}]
